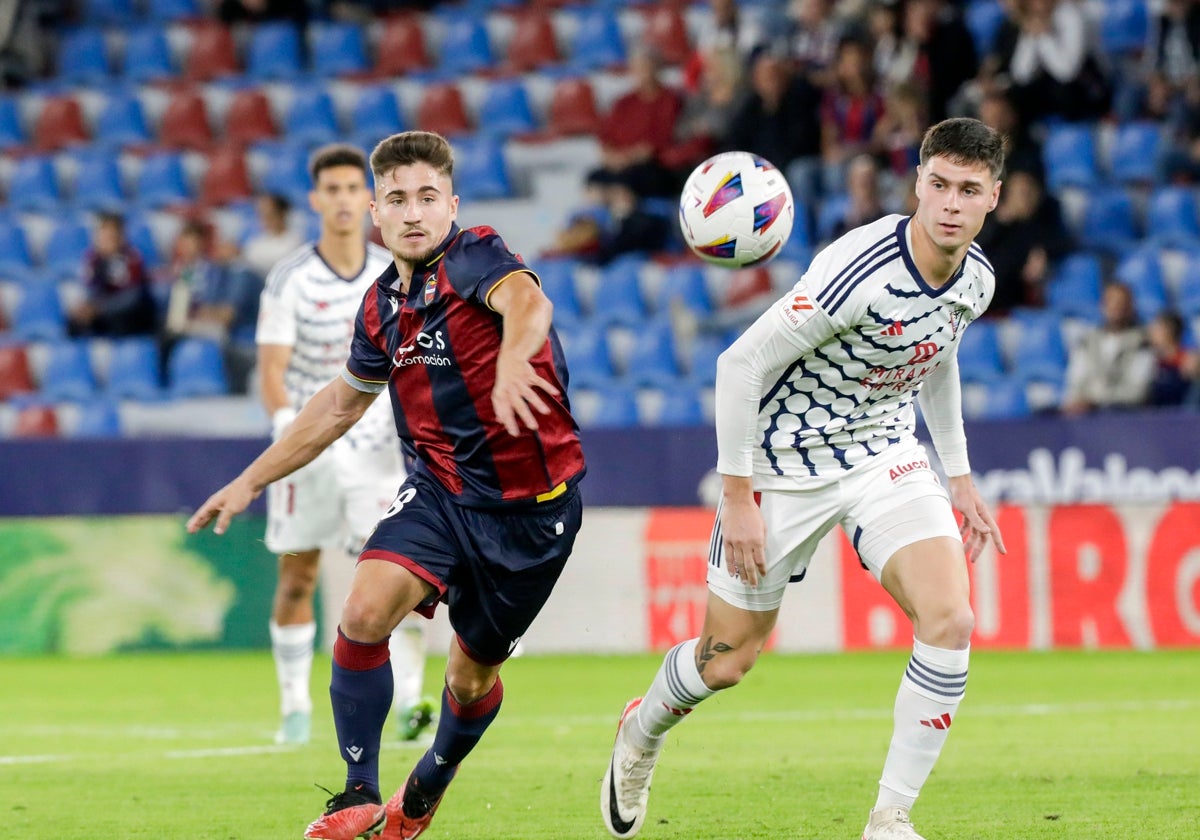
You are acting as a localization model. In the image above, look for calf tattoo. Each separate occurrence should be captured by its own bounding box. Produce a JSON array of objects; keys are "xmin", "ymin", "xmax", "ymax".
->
[{"xmin": 696, "ymin": 635, "xmax": 733, "ymax": 676}]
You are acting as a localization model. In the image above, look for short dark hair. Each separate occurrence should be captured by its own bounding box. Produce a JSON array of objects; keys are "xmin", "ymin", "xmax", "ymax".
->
[
  {"xmin": 369, "ymin": 131, "xmax": 454, "ymax": 184},
  {"xmin": 308, "ymin": 143, "xmax": 368, "ymax": 184},
  {"xmin": 96, "ymin": 211, "xmax": 125, "ymax": 230},
  {"xmin": 919, "ymin": 117, "xmax": 1006, "ymax": 182},
  {"xmin": 262, "ymin": 193, "xmax": 290, "ymax": 214}
]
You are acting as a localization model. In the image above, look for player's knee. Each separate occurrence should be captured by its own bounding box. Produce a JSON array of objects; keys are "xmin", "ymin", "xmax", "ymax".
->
[
  {"xmin": 340, "ymin": 596, "xmax": 395, "ymax": 641},
  {"xmin": 696, "ymin": 647, "xmax": 759, "ymax": 691},
  {"xmin": 276, "ymin": 573, "xmax": 316, "ymax": 604},
  {"xmin": 445, "ymin": 671, "xmax": 494, "ymax": 705},
  {"xmin": 919, "ymin": 604, "xmax": 974, "ymax": 649}
]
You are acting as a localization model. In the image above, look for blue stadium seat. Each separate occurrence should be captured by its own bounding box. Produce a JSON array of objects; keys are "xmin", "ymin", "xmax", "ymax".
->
[
  {"xmin": 1078, "ymin": 187, "xmax": 1139, "ymax": 256},
  {"xmin": 477, "ymin": 78, "xmax": 537, "ymax": 137},
  {"xmin": 0, "ymin": 96, "xmax": 26, "ymax": 150},
  {"xmin": 146, "ymin": 0, "xmax": 202, "ymax": 20},
  {"xmin": 436, "ymin": 17, "xmax": 495, "ymax": 77},
  {"xmin": 593, "ymin": 255, "xmax": 649, "ymax": 326},
  {"xmin": 136, "ymin": 152, "xmax": 192, "ymax": 208},
  {"xmin": 246, "ymin": 22, "xmax": 304, "ymax": 81},
  {"xmin": 352, "ymin": 85, "xmax": 407, "ymax": 141},
  {"xmin": 627, "ymin": 317, "xmax": 682, "ymax": 387},
  {"xmin": 106, "ymin": 336, "xmax": 162, "ymax": 400},
  {"xmin": 94, "ymin": 90, "xmax": 152, "ymax": 147},
  {"xmin": 1116, "ymin": 247, "xmax": 1170, "ymax": 321},
  {"xmin": 72, "ymin": 397, "xmax": 122, "ymax": 437},
  {"xmin": 451, "ymin": 134, "xmax": 513, "ymax": 201},
  {"xmin": 70, "ymin": 149, "xmax": 126, "ymax": 212},
  {"xmin": 537, "ymin": 259, "xmax": 583, "ymax": 327},
  {"xmin": 123, "ymin": 211, "xmax": 162, "ymax": 269},
  {"xmin": 815, "ymin": 193, "xmax": 851, "ymax": 244},
  {"xmin": 258, "ymin": 141, "xmax": 314, "ymax": 206},
  {"xmin": 1042, "ymin": 124, "xmax": 1098, "ymax": 191},
  {"xmin": 567, "ymin": 7, "xmax": 626, "ymax": 71},
  {"xmin": 965, "ymin": 0, "xmax": 1005, "ymax": 55},
  {"xmin": 44, "ymin": 216, "xmax": 93, "ymax": 280},
  {"xmin": 13, "ymin": 280, "xmax": 66, "ymax": 341},
  {"xmin": 1177, "ymin": 255, "xmax": 1200, "ymax": 318},
  {"xmin": 38, "ymin": 340, "xmax": 98, "ymax": 402},
  {"xmin": 560, "ymin": 322, "xmax": 614, "ymax": 389},
  {"xmin": 122, "ymin": 27, "xmax": 174, "ymax": 83},
  {"xmin": 56, "ymin": 28, "xmax": 111, "ymax": 84},
  {"xmin": 167, "ymin": 336, "xmax": 228, "ymax": 397},
  {"xmin": 0, "ymin": 220, "xmax": 34, "ymax": 281},
  {"xmin": 1108, "ymin": 121, "xmax": 1164, "ymax": 184},
  {"xmin": 956, "ymin": 318, "xmax": 1005, "ymax": 383},
  {"xmin": 6, "ymin": 155, "xmax": 61, "ymax": 212},
  {"xmin": 587, "ymin": 383, "xmax": 639, "ymax": 428},
  {"xmin": 686, "ymin": 332, "xmax": 730, "ymax": 386},
  {"xmin": 1100, "ymin": 0, "xmax": 1149, "ymax": 55},
  {"xmin": 1145, "ymin": 187, "xmax": 1200, "ymax": 248},
  {"xmin": 658, "ymin": 263, "xmax": 713, "ymax": 316},
  {"xmin": 647, "ymin": 387, "xmax": 705, "ymax": 427},
  {"xmin": 977, "ymin": 376, "xmax": 1030, "ymax": 420},
  {"xmin": 283, "ymin": 87, "xmax": 340, "ymax": 147},
  {"xmin": 80, "ymin": 0, "xmax": 137, "ymax": 24},
  {"xmin": 311, "ymin": 21, "xmax": 368, "ymax": 77},
  {"xmin": 1046, "ymin": 252, "xmax": 1103, "ymax": 321},
  {"xmin": 1009, "ymin": 311, "xmax": 1067, "ymax": 385}
]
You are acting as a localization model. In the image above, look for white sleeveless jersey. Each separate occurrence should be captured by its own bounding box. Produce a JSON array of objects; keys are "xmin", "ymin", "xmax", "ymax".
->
[
  {"xmin": 741, "ymin": 214, "xmax": 994, "ymax": 485},
  {"xmin": 257, "ymin": 242, "xmax": 395, "ymax": 450}
]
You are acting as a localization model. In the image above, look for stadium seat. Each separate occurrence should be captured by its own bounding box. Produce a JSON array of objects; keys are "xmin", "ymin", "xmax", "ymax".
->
[
  {"xmin": 647, "ymin": 387, "xmax": 705, "ymax": 427},
  {"xmin": 94, "ymin": 90, "xmax": 152, "ymax": 148},
  {"xmin": 1078, "ymin": 187, "xmax": 1139, "ymax": 256},
  {"xmin": 476, "ymin": 78, "xmax": 537, "ymax": 137},
  {"xmin": 79, "ymin": 0, "xmax": 137, "ymax": 25},
  {"xmin": 816, "ymin": 193, "xmax": 851, "ymax": 244},
  {"xmin": 1046, "ymin": 252, "xmax": 1103, "ymax": 322},
  {"xmin": 311, "ymin": 21, "xmax": 368, "ymax": 78},
  {"xmin": 1108, "ymin": 121, "xmax": 1164, "ymax": 185},
  {"xmin": 452, "ymin": 134, "xmax": 512, "ymax": 201},
  {"xmin": 123, "ymin": 212, "xmax": 162, "ymax": 269},
  {"xmin": 658, "ymin": 263, "xmax": 714, "ymax": 316},
  {"xmin": 1100, "ymin": 0, "xmax": 1149, "ymax": 55},
  {"xmin": 504, "ymin": 9, "xmax": 561, "ymax": 73},
  {"xmin": 1042, "ymin": 124, "xmax": 1098, "ymax": 191},
  {"xmin": 32, "ymin": 96, "xmax": 89, "ymax": 152},
  {"xmin": 560, "ymin": 322, "xmax": 614, "ymax": 388},
  {"xmin": 1009, "ymin": 311, "xmax": 1067, "ymax": 385},
  {"xmin": 955, "ymin": 318, "xmax": 1005, "ymax": 383},
  {"xmin": 159, "ymin": 88, "xmax": 215, "ymax": 150},
  {"xmin": 0, "ymin": 220, "xmax": 34, "ymax": 281},
  {"xmin": 56, "ymin": 28, "xmax": 111, "ymax": 84},
  {"xmin": 13, "ymin": 280, "xmax": 66, "ymax": 342},
  {"xmin": 44, "ymin": 217, "xmax": 93, "ymax": 280},
  {"xmin": 1176, "ymin": 255, "xmax": 1200, "ymax": 318},
  {"xmin": 567, "ymin": 7, "xmax": 626, "ymax": 72},
  {"xmin": 1116, "ymin": 247, "xmax": 1170, "ymax": 321},
  {"xmin": 641, "ymin": 5, "xmax": 690, "ymax": 65},
  {"xmin": 106, "ymin": 336, "xmax": 162, "ymax": 400},
  {"xmin": 586, "ymin": 383, "xmax": 639, "ymax": 428},
  {"xmin": 436, "ymin": 17, "xmax": 495, "ymax": 77},
  {"xmin": 13, "ymin": 403, "xmax": 60, "ymax": 437},
  {"xmin": 593, "ymin": 255, "xmax": 649, "ymax": 326},
  {"xmin": 374, "ymin": 15, "xmax": 431, "ymax": 77},
  {"xmin": 199, "ymin": 145, "xmax": 252, "ymax": 207},
  {"xmin": 415, "ymin": 83, "xmax": 472, "ymax": 137},
  {"xmin": 167, "ymin": 336, "xmax": 228, "ymax": 397},
  {"xmin": 72, "ymin": 397, "xmax": 123, "ymax": 437},
  {"xmin": 545, "ymin": 77, "xmax": 601, "ymax": 137},
  {"xmin": 122, "ymin": 26, "xmax": 175, "ymax": 83},
  {"xmin": 38, "ymin": 340, "xmax": 98, "ymax": 402},
  {"xmin": 6, "ymin": 155, "xmax": 62, "ymax": 212},
  {"xmin": 223, "ymin": 88, "xmax": 277, "ymax": 146},
  {"xmin": 257, "ymin": 141, "xmax": 313, "ymax": 206},
  {"xmin": 1145, "ymin": 187, "xmax": 1200, "ymax": 248},
  {"xmin": 283, "ymin": 87, "xmax": 340, "ymax": 147},
  {"xmin": 351, "ymin": 85, "xmax": 406, "ymax": 142},
  {"xmin": 0, "ymin": 344, "xmax": 35, "ymax": 399},
  {"xmin": 537, "ymin": 259, "xmax": 583, "ymax": 327},
  {"xmin": 146, "ymin": 0, "xmax": 201, "ymax": 20},
  {"xmin": 627, "ymin": 317, "xmax": 682, "ymax": 387},
  {"xmin": 70, "ymin": 150, "xmax": 127, "ymax": 212},
  {"xmin": 0, "ymin": 96, "xmax": 24, "ymax": 150},
  {"xmin": 975, "ymin": 375, "xmax": 1030, "ymax": 420},
  {"xmin": 965, "ymin": 0, "xmax": 1005, "ymax": 55},
  {"xmin": 246, "ymin": 22, "xmax": 304, "ymax": 82},
  {"xmin": 135, "ymin": 152, "xmax": 192, "ymax": 208},
  {"xmin": 184, "ymin": 21, "xmax": 239, "ymax": 81}
]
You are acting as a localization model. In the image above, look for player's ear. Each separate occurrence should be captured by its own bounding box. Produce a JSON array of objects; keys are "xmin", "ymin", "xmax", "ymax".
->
[
  {"xmin": 988, "ymin": 180, "xmax": 1002, "ymax": 212},
  {"xmin": 369, "ymin": 200, "xmax": 380, "ymax": 226}
]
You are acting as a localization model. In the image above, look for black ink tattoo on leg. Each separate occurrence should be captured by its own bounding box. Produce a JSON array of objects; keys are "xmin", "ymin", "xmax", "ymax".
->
[{"xmin": 696, "ymin": 635, "xmax": 733, "ymax": 676}]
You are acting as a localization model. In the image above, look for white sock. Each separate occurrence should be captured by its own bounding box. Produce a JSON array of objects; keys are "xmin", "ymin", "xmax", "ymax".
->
[
  {"xmin": 632, "ymin": 638, "xmax": 716, "ymax": 749},
  {"xmin": 876, "ymin": 639, "xmax": 969, "ymax": 811},
  {"xmin": 269, "ymin": 620, "xmax": 315, "ymax": 717},
  {"xmin": 389, "ymin": 621, "xmax": 426, "ymax": 711}
]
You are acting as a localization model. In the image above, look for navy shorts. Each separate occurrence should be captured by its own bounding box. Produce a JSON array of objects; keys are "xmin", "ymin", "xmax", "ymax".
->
[{"xmin": 359, "ymin": 471, "xmax": 583, "ymax": 664}]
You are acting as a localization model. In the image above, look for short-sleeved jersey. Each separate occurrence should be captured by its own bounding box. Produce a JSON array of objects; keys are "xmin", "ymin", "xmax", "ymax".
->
[
  {"xmin": 257, "ymin": 241, "xmax": 395, "ymax": 450},
  {"xmin": 344, "ymin": 223, "xmax": 586, "ymax": 507},
  {"xmin": 750, "ymin": 214, "xmax": 994, "ymax": 485}
]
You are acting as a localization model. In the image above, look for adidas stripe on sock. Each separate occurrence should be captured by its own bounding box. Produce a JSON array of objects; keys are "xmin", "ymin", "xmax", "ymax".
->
[{"xmin": 634, "ymin": 638, "xmax": 716, "ymax": 747}]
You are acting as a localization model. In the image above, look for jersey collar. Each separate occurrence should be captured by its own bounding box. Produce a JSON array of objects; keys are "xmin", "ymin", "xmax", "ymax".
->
[
  {"xmin": 897, "ymin": 216, "xmax": 966, "ymax": 298},
  {"xmin": 376, "ymin": 223, "xmax": 463, "ymax": 301}
]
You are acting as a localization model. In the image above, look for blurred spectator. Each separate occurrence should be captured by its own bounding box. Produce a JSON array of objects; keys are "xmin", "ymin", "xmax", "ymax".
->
[
  {"xmin": 547, "ymin": 170, "xmax": 669, "ymax": 266},
  {"xmin": 159, "ymin": 221, "xmax": 235, "ymax": 380},
  {"xmin": 0, "ymin": 0, "xmax": 48, "ymax": 87},
  {"xmin": 68, "ymin": 213, "xmax": 156, "ymax": 338},
  {"xmin": 213, "ymin": 237, "xmax": 267, "ymax": 394},
  {"xmin": 218, "ymin": 0, "xmax": 307, "ymax": 24},
  {"xmin": 873, "ymin": 81, "xmax": 926, "ymax": 183},
  {"xmin": 974, "ymin": 168, "xmax": 1072, "ymax": 315},
  {"xmin": 828, "ymin": 154, "xmax": 888, "ymax": 242},
  {"xmin": 982, "ymin": 0, "xmax": 1111, "ymax": 122},
  {"xmin": 1146, "ymin": 310, "xmax": 1200, "ymax": 406},
  {"xmin": 1119, "ymin": 0, "xmax": 1200, "ymax": 125},
  {"xmin": 1062, "ymin": 280, "xmax": 1154, "ymax": 414},
  {"xmin": 977, "ymin": 89, "xmax": 1043, "ymax": 182},
  {"xmin": 689, "ymin": 0, "xmax": 767, "ymax": 68},
  {"xmin": 781, "ymin": 0, "xmax": 843, "ymax": 86},
  {"xmin": 667, "ymin": 44, "xmax": 745, "ymax": 180},
  {"xmin": 876, "ymin": 0, "xmax": 978, "ymax": 123},
  {"xmin": 596, "ymin": 46, "xmax": 684, "ymax": 198},
  {"xmin": 820, "ymin": 37, "xmax": 886, "ymax": 193},
  {"xmin": 242, "ymin": 194, "xmax": 303, "ymax": 281},
  {"xmin": 545, "ymin": 169, "xmax": 614, "ymax": 262},
  {"xmin": 722, "ymin": 47, "xmax": 823, "ymax": 199}
]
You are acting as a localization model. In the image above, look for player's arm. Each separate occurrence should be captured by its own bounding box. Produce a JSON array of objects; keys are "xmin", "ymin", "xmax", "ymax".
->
[
  {"xmin": 257, "ymin": 342, "xmax": 295, "ymax": 436},
  {"xmin": 486, "ymin": 270, "xmax": 560, "ymax": 436},
  {"xmin": 918, "ymin": 352, "xmax": 1006, "ymax": 560},
  {"xmin": 187, "ymin": 376, "xmax": 378, "ymax": 536}
]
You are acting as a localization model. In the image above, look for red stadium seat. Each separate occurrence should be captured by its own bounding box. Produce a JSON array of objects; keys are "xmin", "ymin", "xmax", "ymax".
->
[
  {"xmin": 13, "ymin": 404, "xmax": 59, "ymax": 437},
  {"xmin": 375, "ymin": 15, "xmax": 431, "ymax": 77},
  {"xmin": 32, "ymin": 96, "xmax": 89, "ymax": 151},
  {"xmin": 504, "ymin": 9, "xmax": 561, "ymax": 73},
  {"xmin": 223, "ymin": 88, "xmax": 277, "ymax": 146},
  {"xmin": 184, "ymin": 21, "xmax": 239, "ymax": 81},
  {"xmin": 199, "ymin": 145, "xmax": 252, "ymax": 206},
  {"xmin": 159, "ymin": 88, "xmax": 214, "ymax": 150},
  {"xmin": 415, "ymin": 83, "xmax": 472, "ymax": 137},
  {"xmin": 546, "ymin": 77, "xmax": 600, "ymax": 137},
  {"xmin": 0, "ymin": 345, "xmax": 35, "ymax": 400},
  {"xmin": 641, "ymin": 5, "xmax": 690, "ymax": 65}
]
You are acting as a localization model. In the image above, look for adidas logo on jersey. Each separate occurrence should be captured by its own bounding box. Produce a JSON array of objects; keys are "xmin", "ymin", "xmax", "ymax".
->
[{"xmin": 883, "ymin": 320, "xmax": 903, "ymax": 336}]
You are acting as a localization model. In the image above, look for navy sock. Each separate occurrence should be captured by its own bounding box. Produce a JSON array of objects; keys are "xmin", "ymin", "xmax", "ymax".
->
[
  {"xmin": 413, "ymin": 676, "xmax": 504, "ymax": 796},
  {"xmin": 330, "ymin": 628, "xmax": 393, "ymax": 796}
]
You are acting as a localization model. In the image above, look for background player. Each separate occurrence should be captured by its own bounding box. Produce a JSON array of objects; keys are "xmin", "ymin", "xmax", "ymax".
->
[
  {"xmin": 603, "ymin": 118, "xmax": 1008, "ymax": 840},
  {"xmin": 187, "ymin": 130, "xmax": 586, "ymax": 840},
  {"xmin": 256, "ymin": 143, "xmax": 432, "ymax": 746}
]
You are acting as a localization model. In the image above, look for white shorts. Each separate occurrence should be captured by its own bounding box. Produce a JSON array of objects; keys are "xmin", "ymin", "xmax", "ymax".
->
[
  {"xmin": 265, "ymin": 439, "xmax": 406, "ymax": 555},
  {"xmin": 707, "ymin": 443, "xmax": 961, "ymax": 611}
]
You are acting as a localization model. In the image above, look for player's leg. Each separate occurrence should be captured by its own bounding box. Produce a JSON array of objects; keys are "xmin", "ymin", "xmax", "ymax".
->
[
  {"xmin": 389, "ymin": 616, "xmax": 434, "ymax": 741},
  {"xmin": 270, "ymin": 548, "xmax": 320, "ymax": 744}
]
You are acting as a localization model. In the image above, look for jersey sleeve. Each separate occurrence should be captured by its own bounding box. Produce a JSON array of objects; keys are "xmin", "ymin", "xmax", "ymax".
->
[
  {"xmin": 255, "ymin": 259, "xmax": 299, "ymax": 346},
  {"xmin": 444, "ymin": 227, "xmax": 535, "ymax": 306},
  {"xmin": 917, "ymin": 349, "xmax": 970, "ymax": 476},
  {"xmin": 343, "ymin": 286, "xmax": 393, "ymax": 394}
]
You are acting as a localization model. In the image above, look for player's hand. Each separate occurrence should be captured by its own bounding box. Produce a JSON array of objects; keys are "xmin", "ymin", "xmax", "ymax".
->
[
  {"xmin": 947, "ymin": 474, "xmax": 1006, "ymax": 562},
  {"xmin": 186, "ymin": 476, "xmax": 260, "ymax": 536},
  {"xmin": 719, "ymin": 495, "xmax": 767, "ymax": 587},
  {"xmin": 492, "ymin": 356, "xmax": 558, "ymax": 436}
]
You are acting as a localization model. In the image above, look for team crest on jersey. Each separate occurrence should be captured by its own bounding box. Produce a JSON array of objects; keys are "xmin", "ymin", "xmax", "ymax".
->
[
  {"xmin": 778, "ymin": 282, "xmax": 816, "ymax": 330},
  {"xmin": 423, "ymin": 274, "xmax": 437, "ymax": 305},
  {"xmin": 948, "ymin": 305, "xmax": 970, "ymax": 337}
]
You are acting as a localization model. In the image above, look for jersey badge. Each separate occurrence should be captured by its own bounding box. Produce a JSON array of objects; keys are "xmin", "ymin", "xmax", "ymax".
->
[
  {"xmin": 423, "ymin": 274, "xmax": 438, "ymax": 305},
  {"xmin": 778, "ymin": 283, "xmax": 816, "ymax": 330}
]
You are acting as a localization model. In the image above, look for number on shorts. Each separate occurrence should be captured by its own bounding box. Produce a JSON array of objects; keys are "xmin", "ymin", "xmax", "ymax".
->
[{"xmin": 383, "ymin": 487, "xmax": 417, "ymax": 519}]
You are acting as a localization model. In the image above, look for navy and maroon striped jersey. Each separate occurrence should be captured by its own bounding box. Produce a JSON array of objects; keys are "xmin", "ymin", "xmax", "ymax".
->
[{"xmin": 346, "ymin": 223, "xmax": 585, "ymax": 507}]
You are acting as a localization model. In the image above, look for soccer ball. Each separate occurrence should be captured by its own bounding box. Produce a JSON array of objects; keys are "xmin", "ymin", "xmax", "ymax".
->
[{"xmin": 678, "ymin": 151, "xmax": 794, "ymax": 268}]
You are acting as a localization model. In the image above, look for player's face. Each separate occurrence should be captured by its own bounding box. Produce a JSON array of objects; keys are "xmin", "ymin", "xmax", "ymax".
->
[
  {"xmin": 309, "ymin": 165, "xmax": 371, "ymax": 237},
  {"xmin": 370, "ymin": 164, "xmax": 459, "ymax": 265},
  {"xmin": 913, "ymin": 156, "xmax": 1000, "ymax": 254}
]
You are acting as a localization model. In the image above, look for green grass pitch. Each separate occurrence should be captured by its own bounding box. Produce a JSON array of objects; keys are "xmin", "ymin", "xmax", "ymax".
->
[{"xmin": 2, "ymin": 650, "xmax": 1197, "ymax": 839}]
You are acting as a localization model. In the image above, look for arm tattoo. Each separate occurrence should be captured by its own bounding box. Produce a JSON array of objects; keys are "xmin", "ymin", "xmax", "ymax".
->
[{"xmin": 696, "ymin": 635, "xmax": 733, "ymax": 676}]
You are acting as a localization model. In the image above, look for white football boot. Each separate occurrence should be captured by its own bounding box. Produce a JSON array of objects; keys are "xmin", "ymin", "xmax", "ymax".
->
[
  {"xmin": 601, "ymin": 698, "xmax": 661, "ymax": 839},
  {"xmin": 862, "ymin": 806, "xmax": 927, "ymax": 840}
]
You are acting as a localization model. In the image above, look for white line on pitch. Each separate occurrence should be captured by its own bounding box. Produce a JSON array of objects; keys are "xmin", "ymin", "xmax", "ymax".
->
[{"xmin": 165, "ymin": 745, "xmax": 293, "ymax": 759}]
